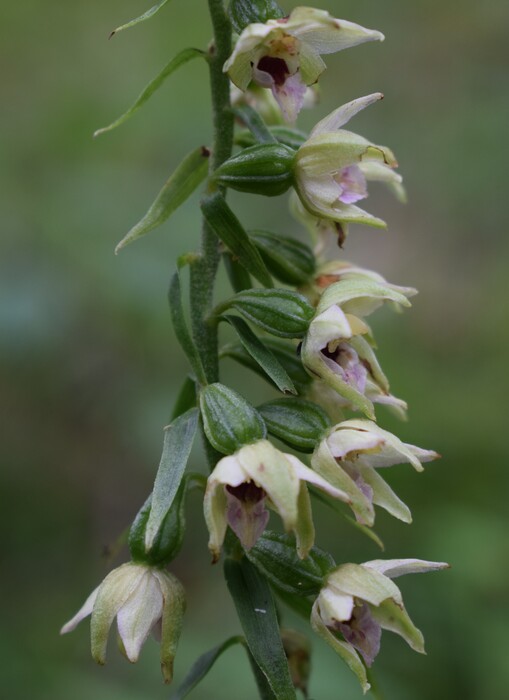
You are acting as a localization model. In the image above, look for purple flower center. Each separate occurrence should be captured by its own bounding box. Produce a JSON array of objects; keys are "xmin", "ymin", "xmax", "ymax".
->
[
  {"xmin": 337, "ymin": 603, "xmax": 381, "ymax": 667},
  {"xmin": 257, "ymin": 56, "xmax": 289, "ymax": 86},
  {"xmin": 322, "ymin": 342, "xmax": 368, "ymax": 393},
  {"xmin": 225, "ymin": 482, "xmax": 269, "ymax": 550},
  {"xmin": 334, "ymin": 165, "xmax": 368, "ymax": 205}
]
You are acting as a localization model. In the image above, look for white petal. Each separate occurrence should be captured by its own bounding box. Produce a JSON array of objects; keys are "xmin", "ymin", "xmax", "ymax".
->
[
  {"xmin": 208, "ymin": 454, "xmax": 246, "ymax": 486},
  {"xmin": 327, "ymin": 563, "xmax": 402, "ymax": 607},
  {"xmin": 285, "ymin": 453, "xmax": 351, "ymax": 503},
  {"xmin": 310, "ymin": 93, "xmax": 384, "ymax": 137},
  {"xmin": 370, "ymin": 599, "xmax": 425, "ymax": 653},
  {"xmin": 363, "ymin": 559, "xmax": 450, "ymax": 579},
  {"xmin": 288, "ymin": 9, "xmax": 384, "ymax": 54},
  {"xmin": 318, "ymin": 587, "xmax": 355, "ymax": 623},
  {"xmin": 60, "ymin": 586, "xmax": 99, "ymax": 634},
  {"xmin": 358, "ymin": 464, "xmax": 412, "ymax": 523},
  {"xmin": 117, "ymin": 570, "xmax": 163, "ymax": 662},
  {"xmin": 326, "ymin": 425, "xmax": 384, "ymax": 459}
]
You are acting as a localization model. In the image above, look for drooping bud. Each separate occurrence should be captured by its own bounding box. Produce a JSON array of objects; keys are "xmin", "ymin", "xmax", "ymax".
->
[{"xmin": 200, "ymin": 383, "xmax": 266, "ymax": 455}]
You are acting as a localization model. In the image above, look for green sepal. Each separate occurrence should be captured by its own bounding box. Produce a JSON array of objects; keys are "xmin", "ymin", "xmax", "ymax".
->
[
  {"xmin": 223, "ymin": 252, "xmax": 253, "ymax": 292},
  {"xmin": 110, "ymin": 0, "xmax": 174, "ymax": 37},
  {"xmin": 228, "ymin": 0, "xmax": 285, "ymax": 34},
  {"xmin": 168, "ymin": 269, "xmax": 207, "ymax": 384},
  {"xmin": 221, "ymin": 338, "xmax": 312, "ymax": 393},
  {"xmin": 201, "ymin": 193, "xmax": 272, "ymax": 287},
  {"xmin": 132, "ymin": 408, "xmax": 199, "ymax": 559},
  {"xmin": 249, "ymin": 230, "xmax": 316, "ymax": 286},
  {"xmin": 222, "ymin": 288, "xmax": 314, "ymax": 338},
  {"xmin": 214, "ymin": 144, "xmax": 295, "ymax": 197},
  {"xmin": 170, "ymin": 636, "xmax": 245, "ymax": 700},
  {"xmin": 94, "ymin": 49, "xmax": 204, "ymax": 137},
  {"xmin": 236, "ymin": 126, "xmax": 308, "ymax": 150},
  {"xmin": 225, "ymin": 557, "xmax": 297, "ymax": 700},
  {"xmin": 116, "ymin": 146, "xmax": 210, "ymax": 253},
  {"xmin": 247, "ymin": 531, "xmax": 335, "ymax": 597},
  {"xmin": 200, "ymin": 383, "xmax": 266, "ymax": 455},
  {"xmin": 258, "ymin": 398, "xmax": 330, "ymax": 452},
  {"xmin": 222, "ymin": 315, "xmax": 297, "ymax": 394}
]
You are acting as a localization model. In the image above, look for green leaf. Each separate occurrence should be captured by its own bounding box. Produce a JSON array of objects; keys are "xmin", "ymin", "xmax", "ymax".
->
[
  {"xmin": 116, "ymin": 147, "xmax": 210, "ymax": 253},
  {"xmin": 170, "ymin": 376, "xmax": 197, "ymax": 421},
  {"xmin": 247, "ymin": 531, "xmax": 334, "ymax": 597},
  {"xmin": 258, "ymin": 398, "xmax": 330, "ymax": 452},
  {"xmin": 221, "ymin": 337, "xmax": 312, "ymax": 393},
  {"xmin": 110, "ymin": 0, "xmax": 174, "ymax": 36},
  {"xmin": 223, "ymin": 252, "xmax": 252, "ymax": 292},
  {"xmin": 249, "ymin": 230, "xmax": 316, "ymax": 286},
  {"xmin": 170, "ymin": 636, "xmax": 245, "ymax": 700},
  {"xmin": 225, "ymin": 557, "xmax": 297, "ymax": 700},
  {"xmin": 232, "ymin": 105, "xmax": 276, "ymax": 144},
  {"xmin": 200, "ymin": 383, "xmax": 266, "ymax": 454},
  {"xmin": 223, "ymin": 288, "xmax": 314, "ymax": 338},
  {"xmin": 222, "ymin": 315, "xmax": 296, "ymax": 394},
  {"xmin": 94, "ymin": 49, "xmax": 204, "ymax": 137},
  {"xmin": 143, "ymin": 408, "xmax": 199, "ymax": 550},
  {"xmin": 168, "ymin": 269, "xmax": 207, "ymax": 384},
  {"xmin": 201, "ymin": 193, "xmax": 272, "ymax": 287},
  {"xmin": 228, "ymin": 0, "xmax": 285, "ymax": 34}
]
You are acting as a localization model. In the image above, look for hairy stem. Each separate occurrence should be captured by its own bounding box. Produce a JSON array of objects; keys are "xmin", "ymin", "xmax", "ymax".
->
[{"xmin": 189, "ymin": 0, "xmax": 233, "ymax": 384}]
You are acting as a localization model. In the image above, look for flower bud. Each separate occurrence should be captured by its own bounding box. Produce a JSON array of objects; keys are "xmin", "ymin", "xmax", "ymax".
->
[
  {"xmin": 200, "ymin": 382, "xmax": 266, "ymax": 455},
  {"xmin": 214, "ymin": 143, "xmax": 295, "ymax": 196}
]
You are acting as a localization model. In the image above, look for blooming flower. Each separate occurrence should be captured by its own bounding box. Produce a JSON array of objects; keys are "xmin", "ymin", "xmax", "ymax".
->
[
  {"xmin": 311, "ymin": 559, "xmax": 449, "ymax": 692},
  {"xmin": 301, "ymin": 277, "xmax": 416, "ymax": 419},
  {"xmin": 293, "ymin": 93, "xmax": 404, "ymax": 228},
  {"xmin": 224, "ymin": 8, "xmax": 384, "ymax": 122},
  {"xmin": 312, "ymin": 419, "xmax": 439, "ymax": 525},
  {"xmin": 204, "ymin": 439, "xmax": 351, "ymax": 560},
  {"xmin": 60, "ymin": 562, "xmax": 185, "ymax": 683}
]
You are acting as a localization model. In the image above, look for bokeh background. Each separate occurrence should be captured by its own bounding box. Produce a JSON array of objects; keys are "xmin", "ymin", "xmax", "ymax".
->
[{"xmin": 2, "ymin": 0, "xmax": 508, "ymax": 698}]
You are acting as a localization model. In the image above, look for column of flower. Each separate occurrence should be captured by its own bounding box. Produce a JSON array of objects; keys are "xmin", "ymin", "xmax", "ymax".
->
[{"xmin": 62, "ymin": 1, "xmax": 447, "ymax": 696}]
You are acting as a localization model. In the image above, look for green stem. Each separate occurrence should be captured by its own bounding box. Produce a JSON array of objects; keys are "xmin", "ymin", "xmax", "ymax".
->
[{"xmin": 189, "ymin": 0, "xmax": 234, "ymax": 384}]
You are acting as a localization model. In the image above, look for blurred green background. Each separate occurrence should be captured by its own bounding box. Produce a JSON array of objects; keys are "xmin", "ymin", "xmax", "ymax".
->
[{"xmin": 2, "ymin": 0, "xmax": 508, "ymax": 698}]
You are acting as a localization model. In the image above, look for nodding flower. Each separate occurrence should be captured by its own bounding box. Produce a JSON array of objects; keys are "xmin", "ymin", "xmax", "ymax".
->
[
  {"xmin": 293, "ymin": 94, "xmax": 404, "ymax": 231},
  {"xmin": 224, "ymin": 8, "xmax": 383, "ymax": 122}
]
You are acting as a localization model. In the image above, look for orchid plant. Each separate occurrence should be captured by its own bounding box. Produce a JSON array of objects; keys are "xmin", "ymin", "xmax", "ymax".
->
[{"xmin": 61, "ymin": 1, "xmax": 448, "ymax": 696}]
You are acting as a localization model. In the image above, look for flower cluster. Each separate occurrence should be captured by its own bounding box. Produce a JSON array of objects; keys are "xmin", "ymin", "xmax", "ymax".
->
[{"xmin": 62, "ymin": 1, "xmax": 447, "ymax": 696}]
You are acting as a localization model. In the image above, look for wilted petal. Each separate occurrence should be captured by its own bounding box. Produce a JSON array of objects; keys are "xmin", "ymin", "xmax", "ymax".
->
[
  {"xmin": 60, "ymin": 586, "xmax": 99, "ymax": 635},
  {"xmin": 116, "ymin": 569, "xmax": 163, "ymax": 663}
]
